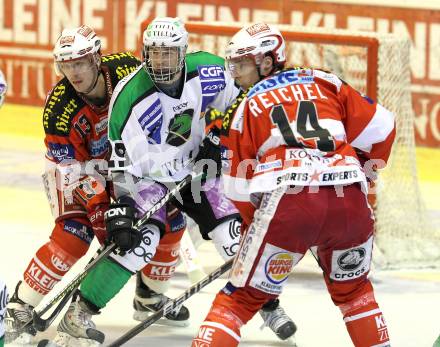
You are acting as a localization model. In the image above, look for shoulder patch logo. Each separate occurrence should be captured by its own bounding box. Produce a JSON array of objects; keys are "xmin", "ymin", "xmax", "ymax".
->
[
  {"xmin": 198, "ymin": 65, "xmax": 224, "ymax": 79},
  {"xmin": 47, "ymin": 142, "xmax": 75, "ymax": 162}
]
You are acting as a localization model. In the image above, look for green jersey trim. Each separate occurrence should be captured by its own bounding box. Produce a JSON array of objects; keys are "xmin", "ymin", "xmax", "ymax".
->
[
  {"xmin": 185, "ymin": 51, "xmax": 225, "ymax": 74},
  {"xmin": 109, "ymin": 66, "xmax": 155, "ymax": 141}
]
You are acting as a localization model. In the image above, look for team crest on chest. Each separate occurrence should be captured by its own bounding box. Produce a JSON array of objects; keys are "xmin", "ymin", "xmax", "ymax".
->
[{"xmin": 166, "ymin": 109, "xmax": 194, "ymax": 146}]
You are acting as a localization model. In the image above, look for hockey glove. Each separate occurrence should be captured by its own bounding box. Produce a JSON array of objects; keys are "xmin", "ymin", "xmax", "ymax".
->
[
  {"xmin": 73, "ymin": 176, "xmax": 110, "ymax": 244},
  {"xmin": 87, "ymin": 205, "xmax": 108, "ymax": 244},
  {"xmin": 195, "ymin": 126, "xmax": 222, "ymax": 175},
  {"xmin": 104, "ymin": 203, "xmax": 142, "ymax": 252}
]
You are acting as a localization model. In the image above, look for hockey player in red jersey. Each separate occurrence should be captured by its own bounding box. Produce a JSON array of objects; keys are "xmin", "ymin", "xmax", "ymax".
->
[
  {"xmin": 3, "ymin": 25, "xmax": 145, "ymax": 344},
  {"xmin": 192, "ymin": 23, "xmax": 394, "ymax": 347}
]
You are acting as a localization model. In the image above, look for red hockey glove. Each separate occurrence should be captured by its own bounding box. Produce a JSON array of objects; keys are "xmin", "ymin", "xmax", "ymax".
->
[{"xmin": 73, "ymin": 176, "xmax": 110, "ymax": 244}]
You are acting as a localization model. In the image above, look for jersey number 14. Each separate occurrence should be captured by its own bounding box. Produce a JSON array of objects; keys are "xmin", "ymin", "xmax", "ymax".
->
[{"xmin": 270, "ymin": 100, "xmax": 335, "ymax": 152}]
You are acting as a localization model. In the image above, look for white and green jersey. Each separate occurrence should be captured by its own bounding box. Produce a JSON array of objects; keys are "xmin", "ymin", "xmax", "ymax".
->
[{"xmin": 108, "ymin": 51, "xmax": 239, "ymax": 182}]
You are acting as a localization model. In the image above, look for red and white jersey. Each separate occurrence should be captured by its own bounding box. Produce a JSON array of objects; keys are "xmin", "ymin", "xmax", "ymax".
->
[{"xmin": 221, "ymin": 68, "xmax": 395, "ymax": 224}]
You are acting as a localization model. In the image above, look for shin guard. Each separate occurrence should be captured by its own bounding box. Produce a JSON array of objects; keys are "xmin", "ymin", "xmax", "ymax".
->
[
  {"xmin": 340, "ymin": 292, "xmax": 390, "ymax": 347},
  {"xmin": 21, "ymin": 243, "xmax": 79, "ymax": 306},
  {"xmin": 192, "ymin": 305, "xmax": 242, "ymax": 347},
  {"xmin": 140, "ymin": 222, "xmax": 185, "ymax": 293}
]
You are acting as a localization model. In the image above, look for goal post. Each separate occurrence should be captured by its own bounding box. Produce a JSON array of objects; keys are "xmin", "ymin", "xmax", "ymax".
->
[{"xmin": 186, "ymin": 22, "xmax": 439, "ymax": 269}]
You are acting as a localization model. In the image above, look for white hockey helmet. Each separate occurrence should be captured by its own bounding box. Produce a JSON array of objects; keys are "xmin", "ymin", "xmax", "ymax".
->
[
  {"xmin": 142, "ymin": 17, "xmax": 188, "ymax": 83},
  {"xmin": 54, "ymin": 25, "xmax": 101, "ymax": 62},
  {"xmin": 225, "ymin": 23, "xmax": 286, "ymax": 68},
  {"xmin": 53, "ymin": 25, "xmax": 101, "ymax": 75}
]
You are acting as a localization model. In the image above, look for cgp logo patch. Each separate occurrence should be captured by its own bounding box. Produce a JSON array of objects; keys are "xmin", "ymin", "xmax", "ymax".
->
[
  {"xmin": 198, "ymin": 64, "xmax": 226, "ymax": 110},
  {"xmin": 198, "ymin": 65, "xmax": 224, "ymax": 79},
  {"xmin": 330, "ymin": 236, "xmax": 373, "ymax": 281},
  {"xmin": 265, "ymin": 252, "xmax": 294, "ymax": 285}
]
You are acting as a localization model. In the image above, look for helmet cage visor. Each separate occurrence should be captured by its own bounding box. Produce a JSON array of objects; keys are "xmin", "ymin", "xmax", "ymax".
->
[{"xmin": 143, "ymin": 45, "xmax": 186, "ymax": 83}]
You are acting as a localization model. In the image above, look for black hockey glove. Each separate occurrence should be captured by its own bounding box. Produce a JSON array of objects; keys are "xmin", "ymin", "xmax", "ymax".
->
[
  {"xmin": 104, "ymin": 203, "xmax": 142, "ymax": 252},
  {"xmin": 195, "ymin": 126, "xmax": 222, "ymax": 175}
]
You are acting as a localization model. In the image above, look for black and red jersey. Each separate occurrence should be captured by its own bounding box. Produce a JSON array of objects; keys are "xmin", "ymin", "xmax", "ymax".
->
[{"xmin": 43, "ymin": 52, "xmax": 140, "ymax": 164}]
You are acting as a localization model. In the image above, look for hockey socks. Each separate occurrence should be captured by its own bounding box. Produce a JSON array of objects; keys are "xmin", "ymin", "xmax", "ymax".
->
[
  {"xmin": 192, "ymin": 306, "xmax": 242, "ymax": 347},
  {"xmin": 341, "ymin": 295, "xmax": 390, "ymax": 347},
  {"xmin": 80, "ymin": 258, "xmax": 131, "ymax": 309},
  {"xmin": 192, "ymin": 288, "xmax": 266, "ymax": 347},
  {"xmin": 344, "ymin": 307, "xmax": 390, "ymax": 347}
]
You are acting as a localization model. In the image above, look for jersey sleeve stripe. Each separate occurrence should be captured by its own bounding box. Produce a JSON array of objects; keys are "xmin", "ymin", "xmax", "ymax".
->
[{"xmin": 350, "ymin": 104, "xmax": 395, "ymax": 153}]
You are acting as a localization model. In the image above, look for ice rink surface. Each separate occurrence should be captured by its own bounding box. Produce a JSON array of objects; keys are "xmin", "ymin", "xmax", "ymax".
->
[{"xmin": 1, "ymin": 104, "xmax": 440, "ymax": 346}]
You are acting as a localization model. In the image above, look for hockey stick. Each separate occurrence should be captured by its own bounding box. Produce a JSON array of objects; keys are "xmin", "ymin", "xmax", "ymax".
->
[
  {"xmin": 107, "ymin": 258, "xmax": 234, "ymax": 347},
  {"xmin": 31, "ymin": 168, "xmax": 204, "ymax": 332},
  {"xmin": 32, "ymin": 243, "xmax": 116, "ymax": 331},
  {"xmin": 180, "ymin": 229, "xmax": 207, "ymax": 284}
]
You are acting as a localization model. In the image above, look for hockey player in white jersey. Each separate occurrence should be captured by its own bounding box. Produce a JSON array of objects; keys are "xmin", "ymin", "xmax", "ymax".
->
[{"xmin": 43, "ymin": 17, "xmax": 295, "ymax": 346}]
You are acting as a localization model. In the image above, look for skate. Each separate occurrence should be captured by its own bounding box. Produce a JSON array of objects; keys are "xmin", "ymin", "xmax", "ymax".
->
[
  {"xmin": 4, "ymin": 282, "xmax": 37, "ymax": 344},
  {"xmin": 133, "ymin": 273, "xmax": 190, "ymax": 327},
  {"xmin": 259, "ymin": 299, "xmax": 297, "ymax": 341},
  {"xmin": 40, "ymin": 300, "xmax": 105, "ymax": 347}
]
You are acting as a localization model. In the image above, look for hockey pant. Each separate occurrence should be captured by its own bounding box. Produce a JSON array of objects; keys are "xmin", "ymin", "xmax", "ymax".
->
[
  {"xmin": 192, "ymin": 184, "xmax": 390, "ymax": 347},
  {"xmin": 19, "ymin": 217, "xmax": 94, "ymax": 307}
]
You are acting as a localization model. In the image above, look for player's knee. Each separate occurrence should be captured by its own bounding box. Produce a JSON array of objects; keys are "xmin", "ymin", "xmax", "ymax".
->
[
  {"xmin": 166, "ymin": 207, "xmax": 187, "ymax": 236},
  {"xmin": 208, "ymin": 219, "xmax": 241, "ymax": 261},
  {"xmin": 138, "ymin": 221, "xmax": 183, "ymax": 289},
  {"xmin": 109, "ymin": 223, "xmax": 161, "ymax": 273},
  {"xmin": 214, "ymin": 282, "xmax": 270, "ymax": 324},
  {"xmin": 20, "ymin": 237, "xmax": 81, "ymax": 306},
  {"xmin": 327, "ymin": 277, "xmax": 374, "ymax": 308},
  {"xmin": 329, "ymin": 279, "xmax": 376, "ymax": 316},
  {"xmin": 51, "ymin": 218, "xmax": 94, "ymax": 259}
]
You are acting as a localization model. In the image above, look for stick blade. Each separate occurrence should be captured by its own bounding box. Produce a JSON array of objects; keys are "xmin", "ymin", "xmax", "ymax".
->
[{"xmin": 32, "ymin": 310, "xmax": 50, "ymax": 332}]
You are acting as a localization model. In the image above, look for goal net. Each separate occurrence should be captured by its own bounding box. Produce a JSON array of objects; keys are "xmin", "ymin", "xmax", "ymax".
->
[{"xmin": 186, "ymin": 22, "xmax": 439, "ymax": 269}]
